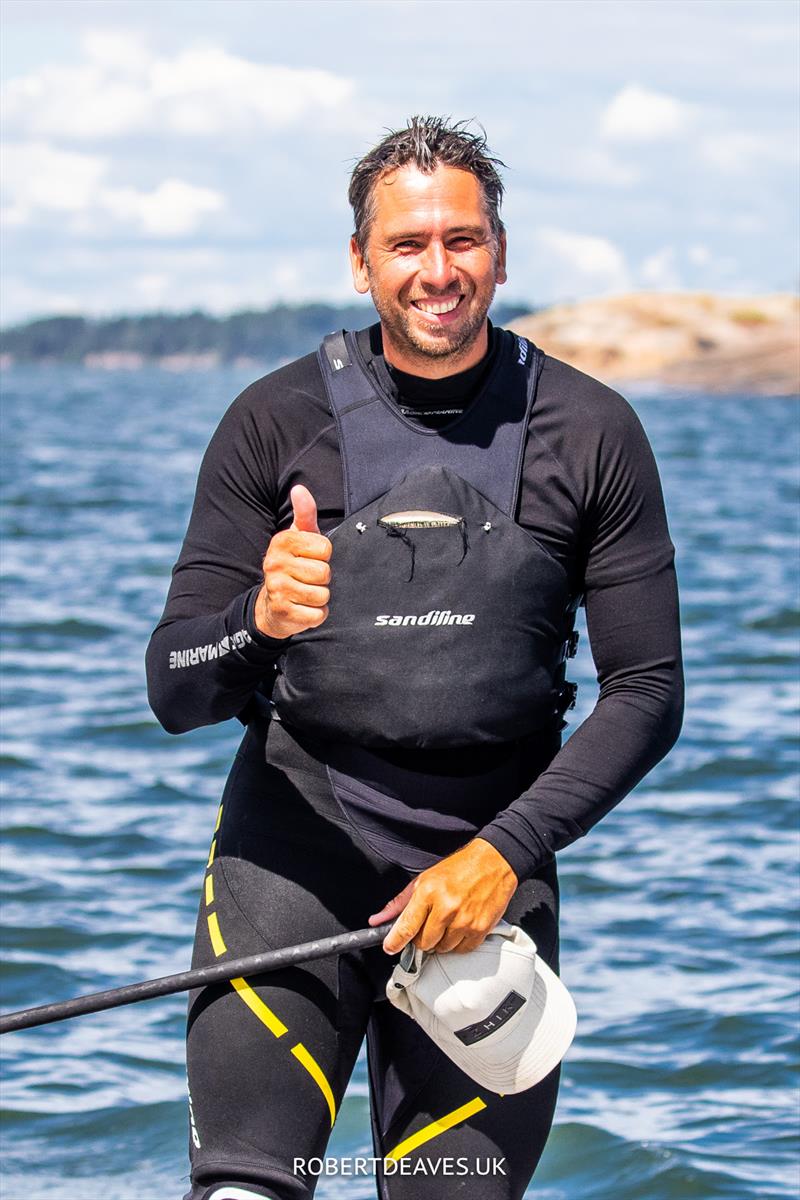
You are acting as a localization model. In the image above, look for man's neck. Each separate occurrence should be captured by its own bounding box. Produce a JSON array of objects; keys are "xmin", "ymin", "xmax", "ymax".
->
[{"xmin": 380, "ymin": 322, "xmax": 490, "ymax": 379}]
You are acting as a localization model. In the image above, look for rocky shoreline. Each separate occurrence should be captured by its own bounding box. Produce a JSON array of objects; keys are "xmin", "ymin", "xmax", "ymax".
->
[{"xmin": 510, "ymin": 293, "xmax": 799, "ymax": 396}]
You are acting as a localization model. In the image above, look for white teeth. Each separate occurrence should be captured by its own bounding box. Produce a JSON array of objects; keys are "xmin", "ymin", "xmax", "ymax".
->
[{"xmin": 413, "ymin": 296, "xmax": 461, "ymax": 315}]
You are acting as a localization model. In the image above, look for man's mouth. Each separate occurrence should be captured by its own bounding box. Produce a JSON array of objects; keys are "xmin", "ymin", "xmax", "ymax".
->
[{"xmin": 410, "ymin": 294, "xmax": 463, "ymax": 316}]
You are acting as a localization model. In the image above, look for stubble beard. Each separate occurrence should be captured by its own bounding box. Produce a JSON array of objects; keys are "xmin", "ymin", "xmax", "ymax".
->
[{"xmin": 368, "ymin": 275, "xmax": 498, "ymax": 368}]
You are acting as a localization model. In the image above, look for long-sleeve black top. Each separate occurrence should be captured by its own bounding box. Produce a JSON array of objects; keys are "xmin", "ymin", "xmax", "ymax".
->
[{"xmin": 146, "ymin": 325, "xmax": 684, "ymax": 881}]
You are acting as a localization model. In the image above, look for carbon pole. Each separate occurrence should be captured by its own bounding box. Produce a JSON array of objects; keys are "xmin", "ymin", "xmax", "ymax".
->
[{"xmin": 0, "ymin": 922, "xmax": 394, "ymax": 1035}]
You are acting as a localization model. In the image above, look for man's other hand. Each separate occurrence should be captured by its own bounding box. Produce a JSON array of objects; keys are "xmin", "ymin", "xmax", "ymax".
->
[
  {"xmin": 254, "ymin": 485, "xmax": 332, "ymax": 639},
  {"xmin": 369, "ymin": 838, "xmax": 518, "ymax": 955}
]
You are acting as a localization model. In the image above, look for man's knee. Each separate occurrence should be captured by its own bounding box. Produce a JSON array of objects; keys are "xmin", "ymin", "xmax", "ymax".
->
[{"xmin": 187, "ymin": 1181, "xmax": 304, "ymax": 1200}]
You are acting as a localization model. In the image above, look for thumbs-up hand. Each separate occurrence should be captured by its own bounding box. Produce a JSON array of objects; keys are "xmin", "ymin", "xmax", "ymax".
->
[{"xmin": 254, "ymin": 485, "xmax": 332, "ymax": 639}]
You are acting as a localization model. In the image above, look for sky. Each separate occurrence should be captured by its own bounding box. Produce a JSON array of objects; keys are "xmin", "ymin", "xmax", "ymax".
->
[{"xmin": 1, "ymin": 0, "xmax": 798, "ymax": 324}]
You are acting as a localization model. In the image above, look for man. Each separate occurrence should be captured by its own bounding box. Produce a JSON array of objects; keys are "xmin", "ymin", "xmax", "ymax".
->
[{"xmin": 147, "ymin": 116, "xmax": 683, "ymax": 1200}]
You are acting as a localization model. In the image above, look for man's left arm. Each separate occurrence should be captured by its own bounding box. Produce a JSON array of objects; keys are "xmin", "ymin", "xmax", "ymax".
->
[{"xmin": 372, "ymin": 388, "xmax": 684, "ymax": 953}]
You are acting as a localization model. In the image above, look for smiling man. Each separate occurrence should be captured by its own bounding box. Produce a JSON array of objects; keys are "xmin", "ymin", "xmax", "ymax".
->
[
  {"xmin": 147, "ymin": 116, "xmax": 683, "ymax": 1200},
  {"xmin": 348, "ymin": 160, "xmax": 505, "ymax": 372}
]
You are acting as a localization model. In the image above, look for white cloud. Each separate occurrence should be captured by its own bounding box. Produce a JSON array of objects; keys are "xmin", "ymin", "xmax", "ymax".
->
[
  {"xmin": 535, "ymin": 227, "xmax": 632, "ymax": 295},
  {"xmin": 600, "ymin": 84, "xmax": 694, "ymax": 143},
  {"xmin": 727, "ymin": 213, "xmax": 768, "ymax": 235},
  {"xmin": 688, "ymin": 244, "xmax": 711, "ymax": 267},
  {"xmin": 133, "ymin": 273, "xmax": 172, "ymax": 305},
  {"xmin": 698, "ymin": 131, "xmax": 797, "ymax": 173},
  {"xmin": 639, "ymin": 246, "xmax": 682, "ymax": 289},
  {"xmin": 1, "ymin": 242, "xmax": 364, "ymax": 324},
  {"xmin": 1, "ymin": 142, "xmax": 107, "ymax": 221},
  {"xmin": 1, "ymin": 30, "xmax": 356, "ymax": 141},
  {"xmin": 2, "ymin": 44, "xmax": 152, "ymax": 140},
  {"xmin": 150, "ymin": 47, "xmax": 354, "ymax": 135},
  {"xmin": 82, "ymin": 29, "xmax": 154, "ymax": 74},
  {"xmin": 569, "ymin": 148, "xmax": 641, "ymax": 188},
  {"xmin": 1, "ymin": 141, "xmax": 225, "ymax": 235},
  {"xmin": 0, "ymin": 277, "xmax": 87, "ymax": 321},
  {"xmin": 101, "ymin": 179, "xmax": 224, "ymax": 235}
]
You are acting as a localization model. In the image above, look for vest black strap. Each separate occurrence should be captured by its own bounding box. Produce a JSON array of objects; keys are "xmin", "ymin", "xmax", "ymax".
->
[{"xmin": 317, "ymin": 327, "xmax": 544, "ymax": 518}]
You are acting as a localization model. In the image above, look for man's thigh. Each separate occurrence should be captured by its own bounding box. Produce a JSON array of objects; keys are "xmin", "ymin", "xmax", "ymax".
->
[
  {"xmin": 184, "ymin": 851, "xmax": 392, "ymax": 1200},
  {"xmin": 182, "ymin": 719, "xmax": 412, "ymax": 1199},
  {"xmin": 365, "ymin": 866, "xmax": 562, "ymax": 1200}
]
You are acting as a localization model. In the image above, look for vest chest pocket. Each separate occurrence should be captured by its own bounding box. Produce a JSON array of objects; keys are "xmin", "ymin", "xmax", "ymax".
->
[{"xmin": 273, "ymin": 466, "xmax": 573, "ymax": 749}]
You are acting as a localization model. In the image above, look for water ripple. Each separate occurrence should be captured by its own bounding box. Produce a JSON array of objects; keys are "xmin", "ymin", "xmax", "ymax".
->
[{"xmin": 1, "ymin": 371, "xmax": 798, "ymax": 1198}]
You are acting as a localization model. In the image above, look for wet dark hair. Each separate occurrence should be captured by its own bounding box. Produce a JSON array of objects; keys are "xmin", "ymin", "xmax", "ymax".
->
[{"xmin": 348, "ymin": 116, "xmax": 506, "ymax": 253}]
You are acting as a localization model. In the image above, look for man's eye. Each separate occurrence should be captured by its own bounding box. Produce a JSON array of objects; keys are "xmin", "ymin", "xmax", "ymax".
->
[
  {"xmin": 395, "ymin": 241, "xmax": 420, "ymax": 251},
  {"xmin": 449, "ymin": 238, "xmax": 474, "ymax": 250}
]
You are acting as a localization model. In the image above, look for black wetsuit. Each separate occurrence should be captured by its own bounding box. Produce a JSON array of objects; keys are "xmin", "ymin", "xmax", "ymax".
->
[{"xmin": 147, "ymin": 325, "xmax": 683, "ymax": 1200}]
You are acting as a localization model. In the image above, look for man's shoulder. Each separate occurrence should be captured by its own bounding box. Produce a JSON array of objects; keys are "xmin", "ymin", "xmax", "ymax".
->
[
  {"xmin": 205, "ymin": 347, "xmax": 332, "ymax": 464},
  {"xmin": 532, "ymin": 350, "xmax": 647, "ymax": 447},
  {"xmin": 234, "ymin": 348, "xmax": 327, "ymax": 416},
  {"xmin": 538, "ymin": 351, "xmax": 634, "ymax": 421}
]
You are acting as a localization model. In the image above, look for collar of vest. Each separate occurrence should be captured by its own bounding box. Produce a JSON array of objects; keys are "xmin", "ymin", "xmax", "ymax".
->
[{"xmin": 317, "ymin": 326, "xmax": 544, "ymax": 517}]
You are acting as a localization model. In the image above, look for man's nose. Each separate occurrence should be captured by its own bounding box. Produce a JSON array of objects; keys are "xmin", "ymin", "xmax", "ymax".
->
[{"xmin": 418, "ymin": 240, "xmax": 456, "ymax": 290}]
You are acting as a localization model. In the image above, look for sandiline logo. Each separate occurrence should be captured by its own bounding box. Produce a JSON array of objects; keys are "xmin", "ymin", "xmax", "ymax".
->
[{"xmin": 374, "ymin": 610, "xmax": 476, "ymax": 627}]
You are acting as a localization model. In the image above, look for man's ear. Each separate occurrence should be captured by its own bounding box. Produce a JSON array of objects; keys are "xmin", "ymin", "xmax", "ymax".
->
[
  {"xmin": 349, "ymin": 235, "xmax": 370, "ymax": 295},
  {"xmin": 495, "ymin": 230, "xmax": 508, "ymax": 286}
]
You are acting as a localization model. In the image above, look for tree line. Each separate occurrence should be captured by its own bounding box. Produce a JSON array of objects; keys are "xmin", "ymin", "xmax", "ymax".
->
[{"xmin": 0, "ymin": 302, "xmax": 534, "ymax": 363}]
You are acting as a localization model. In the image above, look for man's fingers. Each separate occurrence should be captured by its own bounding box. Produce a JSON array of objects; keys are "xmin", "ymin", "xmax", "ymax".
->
[
  {"xmin": 276, "ymin": 528, "xmax": 332, "ymax": 563},
  {"xmin": 383, "ymin": 896, "xmax": 430, "ymax": 955},
  {"xmin": 290, "ymin": 484, "xmax": 320, "ymax": 534},
  {"xmin": 436, "ymin": 929, "xmax": 484, "ymax": 955},
  {"xmin": 369, "ymin": 879, "xmax": 429, "ymax": 955},
  {"xmin": 282, "ymin": 582, "xmax": 330, "ymax": 609},
  {"xmin": 368, "ymin": 881, "xmax": 415, "ymax": 927},
  {"xmin": 285, "ymin": 603, "xmax": 329, "ymax": 628},
  {"xmin": 290, "ymin": 557, "xmax": 331, "ymax": 586}
]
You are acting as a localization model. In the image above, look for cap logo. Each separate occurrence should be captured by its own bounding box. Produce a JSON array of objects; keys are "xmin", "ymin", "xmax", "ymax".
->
[{"xmin": 454, "ymin": 989, "xmax": 526, "ymax": 1046}]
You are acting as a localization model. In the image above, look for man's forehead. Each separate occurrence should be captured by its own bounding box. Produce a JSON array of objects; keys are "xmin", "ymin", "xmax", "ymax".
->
[{"xmin": 370, "ymin": 164, "xmax": 489, "ymax": 230}]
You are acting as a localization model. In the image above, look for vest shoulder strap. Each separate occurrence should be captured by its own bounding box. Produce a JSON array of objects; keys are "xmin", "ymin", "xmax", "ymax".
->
[{"xmin": 318, "ymin": 327, "xmax": 543, "ymax": 517}]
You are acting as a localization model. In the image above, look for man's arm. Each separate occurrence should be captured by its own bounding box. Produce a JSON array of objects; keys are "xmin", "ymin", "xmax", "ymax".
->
[
  {"xmin": 477, "ymin": 562, "xmax": 684, "ymax": 879},
  {"xmin": 373, "ymin": 379, "xmax": 684, "ymax": 951},
  {"xmin": 146, "ymin": 385, "xmax": 289, "ymax": 734},
  {"xmin": 372, "ymin": 565, "xmax": 683, "ymax": 953}
]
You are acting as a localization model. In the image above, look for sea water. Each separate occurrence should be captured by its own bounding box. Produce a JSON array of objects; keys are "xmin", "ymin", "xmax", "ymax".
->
[{"xmin": 1, "ymin": 366, "xmax": 798, "ymax": 1200}]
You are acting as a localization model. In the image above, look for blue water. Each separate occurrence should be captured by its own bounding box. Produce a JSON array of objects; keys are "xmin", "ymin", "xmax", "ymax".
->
[{"xmin": 1, "ymin": 366, "xmax": 798, "ymax": 1200}]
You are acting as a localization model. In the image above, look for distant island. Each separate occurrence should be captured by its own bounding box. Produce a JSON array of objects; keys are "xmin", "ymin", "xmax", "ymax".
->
[
  {"xmin": 511, "ymin": 292, "xmax": 799, "ymax": 396},
  {"xmin": 1, "ymin": 293, "xmax": 796, "ymax": 394},
  {"xmin": 0, "ymin": 300, "xmax": 533, "ymax": 369}
]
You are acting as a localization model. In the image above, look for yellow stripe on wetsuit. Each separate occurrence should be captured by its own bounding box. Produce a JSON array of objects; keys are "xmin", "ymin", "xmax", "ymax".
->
[
  {"xmin": 203, "ymin": 853, "xmax": 337, "ymax": 1126},
  {"xmin": 385, "ymin": 1096, "xmax": 488, "ymax": 1162}
]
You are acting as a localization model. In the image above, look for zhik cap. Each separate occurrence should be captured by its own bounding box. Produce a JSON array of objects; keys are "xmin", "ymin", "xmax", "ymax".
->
[{"xmin": 386, "ymin": 920, "xmax": 577, "ymax": 1094}]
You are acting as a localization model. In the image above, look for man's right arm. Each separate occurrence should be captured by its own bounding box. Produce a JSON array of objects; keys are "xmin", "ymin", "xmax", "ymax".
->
[{"xmin": 146, "ymin": 386, "xmax": 289, "ymax": 734}]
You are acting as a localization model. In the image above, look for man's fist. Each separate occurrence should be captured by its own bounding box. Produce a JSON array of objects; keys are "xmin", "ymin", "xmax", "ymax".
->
[{"xmin": 254, "ymin": 485, "xmax": 332, "ymax": 639}]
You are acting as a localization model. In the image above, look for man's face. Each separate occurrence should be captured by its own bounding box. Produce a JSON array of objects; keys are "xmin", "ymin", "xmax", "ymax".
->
[{"xmin": 349, "ymin": 164, "xmax": 507, "ymax": 371}]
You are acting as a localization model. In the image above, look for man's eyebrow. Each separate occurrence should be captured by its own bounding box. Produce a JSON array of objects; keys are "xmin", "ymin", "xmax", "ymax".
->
[
  {"xmin": 383, "ymin": 225, "xmax": 484, "ymax": 238},
  {"xmin": 383, "ymin": 225, "xmax": 489, "ymax": 242}
]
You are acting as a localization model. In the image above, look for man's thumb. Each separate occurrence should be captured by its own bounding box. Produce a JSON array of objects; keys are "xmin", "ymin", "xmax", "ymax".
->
[{"xmin": 290, "ymin": 484, "xmax": 320, "ymax": 533}]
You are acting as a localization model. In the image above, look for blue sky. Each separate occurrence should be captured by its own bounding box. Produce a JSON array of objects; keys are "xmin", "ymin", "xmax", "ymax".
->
[{"xmin": 1, "ymin": 0, "xmax": 797, "ymax": 323}]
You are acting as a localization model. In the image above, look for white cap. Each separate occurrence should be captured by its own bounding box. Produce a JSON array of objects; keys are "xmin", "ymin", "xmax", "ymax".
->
[{"xmin": 386, "ymin": 921, "xmax": 576, "ymax": 1094}]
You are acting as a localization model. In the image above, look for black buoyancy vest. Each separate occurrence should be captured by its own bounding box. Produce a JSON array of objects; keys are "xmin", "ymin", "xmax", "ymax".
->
[{"xmin": 271, "ymin": 327, "xmax": 579, "ymax": 749}]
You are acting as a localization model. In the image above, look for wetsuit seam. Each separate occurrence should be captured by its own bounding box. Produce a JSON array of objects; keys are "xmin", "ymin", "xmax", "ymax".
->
[
  {"xmin": 328, "ymin": 780, "xmax": 472, "ymax": 854},
  {"xmin": 522, "ymin": 423, "xmax": 585, "ymax": 528},
  {"xmin": 326, "ymin": 766, "xmax": 422, "ymax": 873},
  {"xmin": 216, "ymin": 856, "xmax": 281, "ymax": 955},
  {"xmin": 276, "ymin": 420, "xmax": 338, "ymax": 494}
]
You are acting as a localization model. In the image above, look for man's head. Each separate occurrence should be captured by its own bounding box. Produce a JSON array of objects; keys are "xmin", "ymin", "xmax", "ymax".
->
[{"xmin": 348, "ymin": 117, "xmax": 508, "ymax": 376}]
